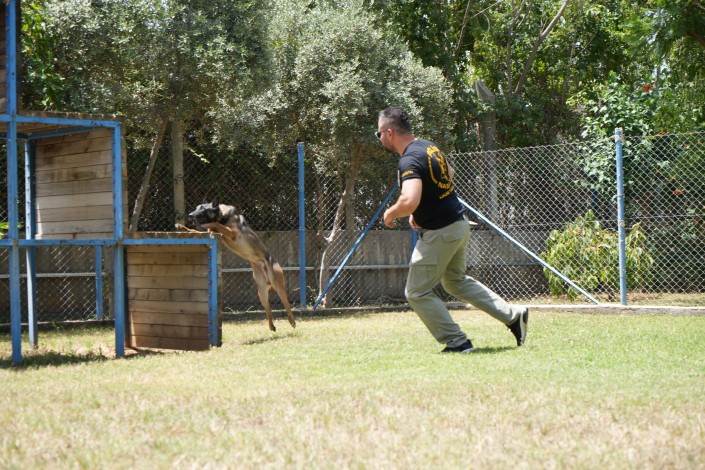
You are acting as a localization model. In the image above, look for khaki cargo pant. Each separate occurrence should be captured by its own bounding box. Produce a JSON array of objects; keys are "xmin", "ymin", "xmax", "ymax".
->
[{"xmin": 405, "ymin": 218, "xmax": 521, "ymax": 348}]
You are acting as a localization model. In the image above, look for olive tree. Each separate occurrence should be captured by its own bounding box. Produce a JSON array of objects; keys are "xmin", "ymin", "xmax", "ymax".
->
[
  {"xmin": 30, "ymin": 0, "xmax": 270, "ymax": 227},
  {"xmin": 215, "ymin": 0, "xmax": 454, "ymax": 306}
]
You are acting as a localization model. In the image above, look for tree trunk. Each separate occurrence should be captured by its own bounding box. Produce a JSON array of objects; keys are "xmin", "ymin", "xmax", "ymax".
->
[
  {"xmin": 318, "ymin": 144, "xmax": 364, "ymax": 307},
  {"xmin": 345, "ymin": 198, "xmax": 355, "ymax": 229},
  {"xmin": 171, "ymin": 120, "xmax": 185, "ymax": 226},
  {"xmin": 513, "ymin": 0, "xmax": 570, "ymax": 96},
  {"xmin": 474, "ymin": 80, "xmax": 498, "ymax": 221},
  {"xmin": 128, "ymin": 116, "xmax": 170, "ymax": 232}
]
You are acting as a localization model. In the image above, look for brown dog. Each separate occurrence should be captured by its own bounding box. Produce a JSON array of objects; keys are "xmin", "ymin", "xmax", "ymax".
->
[{"xmin": 176, "ymin": 200, "xmax": 296, "ymax": 332}]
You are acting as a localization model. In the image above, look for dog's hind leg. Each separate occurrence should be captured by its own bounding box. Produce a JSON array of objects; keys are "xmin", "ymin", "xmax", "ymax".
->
[
  {"xmin": 252, "ymin": 261, "xmax": 276, "ymax": 332},
  {"xmin": 271, "ymin": 262, "xmax": 296, "ymax": 329}
]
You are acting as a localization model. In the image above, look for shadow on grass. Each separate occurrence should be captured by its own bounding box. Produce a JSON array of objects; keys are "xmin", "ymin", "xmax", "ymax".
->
[
  {"xmin": 0, "ymin": 347, "xmax": 170, "ymax": 371},
  {"xmin": 471, "ymin": 346, "xmax": 516, "ymax": 355},
  {"xmin": 241, "ymin": 331, "xmax": 299, "ymax": 346}
]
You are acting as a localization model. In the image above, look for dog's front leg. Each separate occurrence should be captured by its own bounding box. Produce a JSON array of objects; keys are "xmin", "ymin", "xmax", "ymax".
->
[
  {"xmin": 175, "ymin": 224, "xmax": 202, "ymax": 234},
  {"xmin": 201, "ymin": 222, "xmax": 238, "ymax": 241}
]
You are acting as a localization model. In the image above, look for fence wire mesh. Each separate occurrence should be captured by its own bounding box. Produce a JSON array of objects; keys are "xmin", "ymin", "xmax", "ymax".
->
[
  {"xmin": 451, "ymin": 139, "xmax": 617, "ymax": 302},
  {"xmin": 622, "ymin": 132, "xmax": 705, "ymax": 293},
  {"xmin": 2, "ymin": 130, "xmax": 704, "ymax": 325}
]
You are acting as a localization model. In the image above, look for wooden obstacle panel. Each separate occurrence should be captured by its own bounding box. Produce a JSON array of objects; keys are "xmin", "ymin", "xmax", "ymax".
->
[
  {"xmin": 34, "ymin": 128, "xmax": 128, "ymax": 239},
  {"xmin": 126, "ymin": 233, "xmax": 222, "ymax": 351}
]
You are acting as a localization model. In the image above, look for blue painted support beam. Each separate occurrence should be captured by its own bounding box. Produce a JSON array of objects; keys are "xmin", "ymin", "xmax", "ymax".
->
[
  {"xmin": 313, "ymin": 182, "xmax": 399, "ymax": 310},
  {"xmin": 10, "ymin": 238, "xmax": 116, "ymax": 247},
  {"xmin": 6, "ymin": 0, "xmax": 22, "ymax": 365},
  {"xmin": 123, "ymin": 238, "xmax": 223, "ymax": 246},
  {"xmin": 95, "ymin": 246, "xmax": 104, "ymax": 320},
  {"xmin": 457, "ymin": 198, "xmax": 600, "ymax": 304},
  {"xmin": 1, "ymin": 237, "xmax": 222, "ymax": 248},
  {"xmin": 207, "ymin": 239, "xmax": 219, "ymax": 346},
  {"xmin": 0, "ymin": 114, "xmax": 122, "ymax": 129},
  {"xmin": 111, "ymin": 125, "xmax": 126, "ymax": 357},
  {"xmin": 297, "ymin": 142, "xmax": 307, "ymax": 310},
  {"xmin": 24, "ymin": 127, "xmax": 97, "ymax": 141},
  {"xmin": 113, "ymin": 246, "xmax": 126, "ymax": 357},
  {"xmin": 614, "ymin": 128, "xmax": 628, "ymax": 305},
  {"xmin": 24, "ymin": 140, "xmax": 38, "ymax": 347}
]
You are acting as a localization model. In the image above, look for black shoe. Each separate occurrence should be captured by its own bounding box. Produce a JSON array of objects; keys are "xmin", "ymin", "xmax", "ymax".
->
[
  {"xmin": 441, "ymin": 339, "xmax": 476, "ymax": 354},
  {"xmin": 508, "ymin": 307, "xmax": 529, "ymax": 346}
]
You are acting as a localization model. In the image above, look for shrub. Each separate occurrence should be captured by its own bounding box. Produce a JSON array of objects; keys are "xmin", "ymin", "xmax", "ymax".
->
[{"xmin": 541, "ymin": 210, "xmax": 653, "ymax": 300}]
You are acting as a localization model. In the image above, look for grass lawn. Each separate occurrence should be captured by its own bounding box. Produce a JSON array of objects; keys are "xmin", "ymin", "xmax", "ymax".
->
[{"xmin": 1, "ymin": 309, "xmax": 704, "ymax": 469}]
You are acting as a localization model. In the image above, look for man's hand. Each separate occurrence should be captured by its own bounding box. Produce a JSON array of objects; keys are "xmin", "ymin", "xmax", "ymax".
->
[
  {"xmin": 408, "ymin": 214, "xmax": 420, "ymax": 230},
  {"xmin": 383, "ymin": 179, "xmax": 421, "ymax": 229},
  {"xmin": 383, "ymin": 209, "xmax": 395, "ymax": 228}
]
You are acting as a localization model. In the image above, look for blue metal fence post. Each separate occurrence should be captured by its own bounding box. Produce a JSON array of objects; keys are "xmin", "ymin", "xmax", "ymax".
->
[
  {"xmin": 24, "ymin": 140, "xmax": 38, "ymax": 346},
  {"xmin": 615, "ymin": 128, "xmax": 628, "ymax": 305},
  {"xmin": 6, "ymin": 0, "xmax": 23, "ymax": 365},
  {"xmin": 95, "ymin": 246, "xmax": 104, "ymax": 320},
  {"xmin": 297, "ymin": 142, "xmax": 307, "ymax": 310}
]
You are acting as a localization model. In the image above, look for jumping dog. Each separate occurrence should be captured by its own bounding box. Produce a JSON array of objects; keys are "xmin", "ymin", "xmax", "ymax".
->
[{"xmin": 176, "ymin": 200, "xmax": 296, "ymax": 332}]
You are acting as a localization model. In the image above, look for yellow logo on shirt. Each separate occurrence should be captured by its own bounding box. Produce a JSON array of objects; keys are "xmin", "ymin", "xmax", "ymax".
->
[{"xmin": 427, "ymin": 145, "xmax": 453, "ymax": 197}]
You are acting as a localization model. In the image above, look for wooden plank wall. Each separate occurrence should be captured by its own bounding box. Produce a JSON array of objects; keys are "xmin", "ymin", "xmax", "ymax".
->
[
  {"xmin": 34, "ymin": 128, "xmax": 128, "ymax": 239},
  {"xmin": 126, "ymin": 241, "xmax": 222, "ymax": 350}
]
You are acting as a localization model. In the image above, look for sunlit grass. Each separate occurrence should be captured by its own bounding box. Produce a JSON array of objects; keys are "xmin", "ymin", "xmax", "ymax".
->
[{"xmin": 1, "ymin": 310, "xmax": 704, "ymax": 468}]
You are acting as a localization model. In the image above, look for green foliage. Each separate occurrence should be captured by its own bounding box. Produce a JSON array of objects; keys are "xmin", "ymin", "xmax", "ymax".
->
[
  {"xmin": 572, "ymin": 72, "xmax": 704, "ymax": 207},
  {"xmin": 37, "ymin": 0, "xmax": 271, "ymax": 145},
  {"xmin": 0, "ymin": 221, "xmax": 23, "ymax": 237},
  {"xmin": 21, "ymin": 0, "xmax": 64, "ymax": 109},
  {"xmin": 214, "ymin": 0, "xmax": 454, "ymax": 183},
  {"xmin": 542, "ymin": 210, "xmax": 654, "ymax": 300}
]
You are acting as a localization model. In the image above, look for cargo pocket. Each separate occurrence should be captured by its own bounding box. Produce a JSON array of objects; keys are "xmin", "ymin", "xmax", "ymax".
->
[{"xmin": 407, "ymin": 252, "xmax": 440, "ymax": 297}]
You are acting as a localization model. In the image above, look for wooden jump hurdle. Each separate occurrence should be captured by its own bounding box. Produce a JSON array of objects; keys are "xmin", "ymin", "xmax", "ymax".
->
[{"xmin": 126, "ymin": 232, "xmax": 222, "ymax": 351}]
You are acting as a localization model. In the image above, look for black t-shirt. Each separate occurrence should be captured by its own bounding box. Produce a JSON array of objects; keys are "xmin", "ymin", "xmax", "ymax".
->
[{"xmin": 398, "ymin": 139, "xmax": 464, "ymax": 230}]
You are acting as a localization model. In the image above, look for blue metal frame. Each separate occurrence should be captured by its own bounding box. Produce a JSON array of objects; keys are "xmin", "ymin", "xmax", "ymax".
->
[{"xmin": 2, "ymin": 0, "xmax": 220, "ymax": 364}]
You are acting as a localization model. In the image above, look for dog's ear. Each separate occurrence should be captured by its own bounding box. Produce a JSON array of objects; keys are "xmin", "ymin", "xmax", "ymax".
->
[{"xmin": 211, "ymin": 197, "xmax": 219, "ymax": 209}]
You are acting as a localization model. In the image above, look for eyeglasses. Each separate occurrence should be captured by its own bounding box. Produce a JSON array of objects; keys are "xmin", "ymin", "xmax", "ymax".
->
[{"xmin": 375, "ymin": 129, "xmax": 388, "ymax": 139}]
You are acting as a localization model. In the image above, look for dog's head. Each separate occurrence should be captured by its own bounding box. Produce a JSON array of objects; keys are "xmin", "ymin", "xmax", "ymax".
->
[{"xmin": 189, "ymin": 200, "xmax": 222, "ymax": 226}]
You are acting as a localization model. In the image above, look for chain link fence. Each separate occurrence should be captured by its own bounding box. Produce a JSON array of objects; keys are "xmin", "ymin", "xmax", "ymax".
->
[
  {"xmin": 2, "ymin": 130, "xmax": 704, "ymax": 325},
  {"xmin": 451, "ymin": 139, "xmax": 616, "ymax": 301},
  {"xmin": 622, "ymin": 133, "xmax": 705, "ymax": 293}
]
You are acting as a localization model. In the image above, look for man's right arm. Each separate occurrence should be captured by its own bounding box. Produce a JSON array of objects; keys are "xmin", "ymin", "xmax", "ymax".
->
[{"xmin": 383, "ymin": 178, "xmax": 422, "ymax": 228}]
